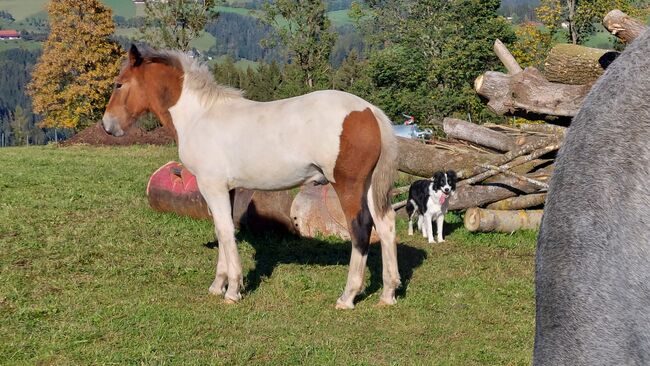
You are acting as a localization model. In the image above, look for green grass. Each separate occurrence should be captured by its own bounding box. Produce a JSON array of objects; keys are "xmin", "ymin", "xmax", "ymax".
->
[
  {"xmin": 327, "ymin": 9, "xmax": 353, "ymax": 26},
  {"xmin": 0, "ymin": 145, "xmax": 537, "ymax": 364},
  {"xmin": 0, "ymin": 0, "xmax": 137, "ymax": 20},
  {"xmin": 101, "ymin": 0, "xmax": 136, "ymax": 19},
  {"xmin": 0, "ymin": 39, "xmax": 41, "ymax": 52},
  {"xmin": 190, "ymin": 31, "xmax": 217, "ymax": 52},
  {"xmin": 0, "ymin": 0, "xmax": 47, "ymax": 21}
]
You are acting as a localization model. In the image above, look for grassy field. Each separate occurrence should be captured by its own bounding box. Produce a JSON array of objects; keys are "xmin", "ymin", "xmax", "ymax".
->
[{"xmin": 0, "ymin": 145, "xmax": 537, "ymax": 365}]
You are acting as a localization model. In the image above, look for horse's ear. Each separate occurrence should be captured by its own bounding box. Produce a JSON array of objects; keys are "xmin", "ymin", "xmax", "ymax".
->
[{"xmin": 129, "ymin": 44, "xmax": 144, "ymax": 67}]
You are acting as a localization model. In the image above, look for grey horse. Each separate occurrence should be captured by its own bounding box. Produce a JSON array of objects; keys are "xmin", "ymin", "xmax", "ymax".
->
[{"xmin": 534, "ymin": 31, "xmax": 650, "ymax": 365}]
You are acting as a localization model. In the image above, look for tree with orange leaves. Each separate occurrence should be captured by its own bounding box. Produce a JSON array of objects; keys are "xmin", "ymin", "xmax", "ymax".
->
[{"xmin": 28, "ymin": 0, "xmax": 122, "ymax": 129}]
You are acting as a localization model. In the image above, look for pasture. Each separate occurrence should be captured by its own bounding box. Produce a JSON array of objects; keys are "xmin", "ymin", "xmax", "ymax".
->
[{"xmin": 0, "ymin": 145, "xmax": 536, "ymax": 364}]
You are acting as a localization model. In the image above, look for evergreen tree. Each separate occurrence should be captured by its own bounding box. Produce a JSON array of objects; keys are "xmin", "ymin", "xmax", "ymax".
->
[
  {"xmin": 213, "ymin": 56, "xmax": 242, "ymax": 87},
  {"xmin": 28, "ymin": 0, "xmax": 122, "ymax": 130},
  {"xmin": 10, "ymin": 105, "xmax": 29, "ymax": 145},
  {"xmin": 246, "ymin": 61, "xmax": 283, "ymax": 101}
]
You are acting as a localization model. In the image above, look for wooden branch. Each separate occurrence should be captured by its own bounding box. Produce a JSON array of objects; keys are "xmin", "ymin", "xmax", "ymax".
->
[
  {"xmin": 494, "ymin": 39, "xmax": 522, "ymax": 74},
  {"xmin": 544, "ymin": 44, "xmax": 618, "ymax": 85},
  {"xmin": 397, "ymin": 137, "xmax": 502, "ymax": 178},
  {"xmin": 518, "ymin": 123, "xmax": 567, "ymax": 136},
  {"xmin": 486, "ymin": 193, "xmax": 547, "ymax": 210},
  {"xmin": 603, "ymin": 9, "xmax": 648, "ymax": 43},
  {"xmin": 460, "ymin": 136, "xmax": 560, "ymax": 183},
  {"xmin": 443, "ymin": 117, "xmax": 517, "ymax": 152},
  {"xmin": 449, "ymin": 167, "xmax": 552, "ymax": 210},
  {"xmin": 479, "ymin": 164, "xmax": 550, "ymax": 189},
  {"xmin": 475, "ymin": 68, "xmax": 591, "ymax": 119},
  {"xmin": 464, "ymin": 207, "xmax": 543, "ymax": 232},
  {"xmin": 392, "ymin": 200, "xmax": 407, "ymax": 211}
]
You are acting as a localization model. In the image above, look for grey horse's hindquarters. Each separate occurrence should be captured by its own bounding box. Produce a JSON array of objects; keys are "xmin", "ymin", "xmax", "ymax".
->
[{"xmin": 533, "ymin": 30, "xmax": 650, "ymax": 365}]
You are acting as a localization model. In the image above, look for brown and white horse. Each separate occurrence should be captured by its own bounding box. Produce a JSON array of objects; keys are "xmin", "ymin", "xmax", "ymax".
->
[{"xmin": 102, "ymin": 45, "xmax": 401, "ymax": 309}]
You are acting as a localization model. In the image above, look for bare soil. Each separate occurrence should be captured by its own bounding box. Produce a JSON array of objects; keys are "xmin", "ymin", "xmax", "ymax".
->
[{"xmin": 60, "ymin": 123, "xmax": 174, "ymax": 146}]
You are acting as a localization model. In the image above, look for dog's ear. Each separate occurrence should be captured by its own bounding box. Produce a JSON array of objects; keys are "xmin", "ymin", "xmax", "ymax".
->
[
  {"xmin": 446, "ymin": 170, "xmax": 457, "ymax": 182},
  {"xmin": 432, "ymin": 171, "xmax": 443, "ymax": 186}
]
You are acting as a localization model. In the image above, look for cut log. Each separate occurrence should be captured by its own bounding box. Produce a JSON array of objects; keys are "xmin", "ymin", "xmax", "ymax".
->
[
  {"xmin": 475, "ymin": 67, "xmax": 591, "ymax": 120},
  {"xmin": 486, "ymin": 193, "xmax": 547, "ymax": 210},
  {"xmin": 290, "ymin": 184, "xmax": 380, "ymax": 242},
  {"xmin": 464, "ymin": 207, "xmax": 543, "ymax": 232},
  {"xmin": 544, "ymin": 44, "xmax": 619, "ymax": 85},
  {"xmin": 443, "ymin": 117, "xmax": 517, "ymax": 152},
  {"xmin": 449, "ymin": 168, "xmax": 551, "ymax": 210},
  {"xmin": 603, "ymin": 9, "xmax": 648, "ymax": 44},
  {"xmin": 396, "ymin": 137, "xmax": 501, "ymax": 178}
]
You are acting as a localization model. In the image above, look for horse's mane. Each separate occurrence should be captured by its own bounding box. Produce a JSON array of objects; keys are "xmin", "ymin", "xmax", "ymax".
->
[{"xmin": 142, "ymin": 48, "xmax": 245, "ymax": 106}]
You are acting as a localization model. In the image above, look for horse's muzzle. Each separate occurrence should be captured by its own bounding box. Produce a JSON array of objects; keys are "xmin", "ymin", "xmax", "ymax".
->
[{"xmin": 102, "ymin": 115, "xmax": 125, "ymax": 137}]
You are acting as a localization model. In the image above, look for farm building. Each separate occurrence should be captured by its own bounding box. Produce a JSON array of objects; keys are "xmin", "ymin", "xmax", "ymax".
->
[{"xmin": 0, "ymin": 30, "xmax": 20, "ymax": 40}]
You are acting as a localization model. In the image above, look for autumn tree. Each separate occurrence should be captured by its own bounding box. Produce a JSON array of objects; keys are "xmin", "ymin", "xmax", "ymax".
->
[
  {"xmin": 262, "ymin": 0, "xmax": 337, "ymax": 92},
  {"xmin": 28, "ymin": 0, "xmax": 122, "ymax": 129},
  {"xmin": 140, "ymin": 0, "xmax": 219, "ymax": 51}
]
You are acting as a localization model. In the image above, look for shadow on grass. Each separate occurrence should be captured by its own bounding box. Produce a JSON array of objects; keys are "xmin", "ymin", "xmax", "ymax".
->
[{"xmin": 204, "ymin": 229, "xmax": 427, "ymax": 304}]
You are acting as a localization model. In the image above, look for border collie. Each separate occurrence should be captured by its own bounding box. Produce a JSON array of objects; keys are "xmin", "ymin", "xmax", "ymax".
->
[{"xmin": 406, "ymin": 171, "xmax": 457, "ymax": 243}]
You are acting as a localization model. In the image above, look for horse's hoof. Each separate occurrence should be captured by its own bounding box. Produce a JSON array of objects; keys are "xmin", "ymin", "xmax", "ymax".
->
[
  {"xmin": 377, "ymin": 299, "xmax": 396, "ymax": 307},
  {"xmin": 208, "ymin": 284, "xmax": 225, "ymax": 296},
  {"xmin": 335, "ymin": 298, "xmax": 355, "ymax": 310},
  {"xmin": 335, "ymin": 302, "xmax": 354, "ymax": 310},
  {"xmin": 223, "ymin": 298, "xmax": 237, "ymax": 305}
]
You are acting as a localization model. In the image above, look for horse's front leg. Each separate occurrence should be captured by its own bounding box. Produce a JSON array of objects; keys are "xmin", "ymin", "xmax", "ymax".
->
[{"xmin": 198, "ymin": 181, "xmax": 243, "ymax": 303}]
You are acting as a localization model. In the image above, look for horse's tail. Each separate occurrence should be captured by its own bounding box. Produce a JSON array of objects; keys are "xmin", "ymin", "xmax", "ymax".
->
[{"xmin": 370, "ymin": 107, "xmax": 398, "ymax": 218}]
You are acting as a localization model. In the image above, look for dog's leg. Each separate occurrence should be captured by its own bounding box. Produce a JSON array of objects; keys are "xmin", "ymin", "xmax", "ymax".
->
[
  {"xmin": 425, "ymin": 213, "xmax": 435, "ymax": 244},
  {"xmin": 436, "ymin": 214, "xmax": 445, "ymax": 243},
  {"xmin": 418, "ymin": 215, "xmax": 426, "ymax": 238}
]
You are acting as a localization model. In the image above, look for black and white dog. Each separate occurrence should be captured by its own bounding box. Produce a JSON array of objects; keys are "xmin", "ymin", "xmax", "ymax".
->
[{"xmin": 406, "ymin": 171, "xmax": 457, "ymax": 243}]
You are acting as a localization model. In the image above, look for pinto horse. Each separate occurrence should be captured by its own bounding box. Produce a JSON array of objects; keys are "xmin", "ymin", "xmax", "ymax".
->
[{"xmin": 102, "ymin": 45, "xmax": 401, "ymax": 309}]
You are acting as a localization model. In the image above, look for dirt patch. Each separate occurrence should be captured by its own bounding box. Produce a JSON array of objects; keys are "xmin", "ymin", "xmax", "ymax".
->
[{"xmin": 60, "ymin": 123, "xmax": 174, "ymax": 146}]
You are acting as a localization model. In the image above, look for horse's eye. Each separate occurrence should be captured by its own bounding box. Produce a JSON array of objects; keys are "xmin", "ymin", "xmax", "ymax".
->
[{"xmin": 115, "ymin": 83, "xmax": 123, "ymax": 89}]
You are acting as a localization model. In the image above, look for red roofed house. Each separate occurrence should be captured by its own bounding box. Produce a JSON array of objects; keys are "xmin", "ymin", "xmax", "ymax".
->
[{"xmin": 0, "ymin": 30, "xmax": 21, "ymax": 40}]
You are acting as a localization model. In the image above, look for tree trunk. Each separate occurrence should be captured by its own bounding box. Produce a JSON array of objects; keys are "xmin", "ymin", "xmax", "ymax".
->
[
  {"xmin": 603, "ymin": 9, "xmax": 648, "ymax": 44},
  {"xmin": 475, "ymin": 67, "xmax": 590, "ymax": 120},
  {"xmin": 486, "ymin": 193, "xmax": 547, "ymax": 210},
  {"xmin": 443, "ymin": 117, "xmax": 517, "ymax": 152},
  {"xmin": 396, "ymin": 137, "xmax": 501, "ymax": 178},
  {"xmin": 567, "ymin": 0, "xmax": 578, "ymax": 44},
  {"xmin": 544, "ymin": 44, "xmax": 618, "ymax": 85},
  {"xmin": 464, "ymin": 207, "xmax": 544, "ymax": 232}
]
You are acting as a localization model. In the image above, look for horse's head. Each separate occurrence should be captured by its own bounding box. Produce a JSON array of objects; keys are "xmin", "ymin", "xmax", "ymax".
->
[{"xmin": 102, "ymin": 45, "xmax": 182, "ymax": 138}]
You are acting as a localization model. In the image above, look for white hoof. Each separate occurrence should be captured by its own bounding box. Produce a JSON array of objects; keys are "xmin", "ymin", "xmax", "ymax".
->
[
  {"xmin": 335, "ymin": 298, "xmax": 355, "ymax": 310},
  {"xmin": 208, "ymin": 282, "xmax": 225, "ymax": 296}
]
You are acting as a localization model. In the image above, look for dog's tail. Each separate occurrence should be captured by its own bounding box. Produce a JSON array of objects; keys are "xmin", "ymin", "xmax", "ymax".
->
[{"xmin": 370, "ymin": 107, "xmax": 398, "ymax": 218}]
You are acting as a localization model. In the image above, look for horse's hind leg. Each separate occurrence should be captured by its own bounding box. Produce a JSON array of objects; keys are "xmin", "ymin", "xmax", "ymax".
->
[
  {"xmin": 332, "ymin": 179, "xmax": 373, "ymax": 310},
  {"xmin": 197, "ymin": 180, "xmax": 243, "ymax": 303},
  {"xmin": 368, "ymin": 187, "xmax": 401, "ymax": 306}
]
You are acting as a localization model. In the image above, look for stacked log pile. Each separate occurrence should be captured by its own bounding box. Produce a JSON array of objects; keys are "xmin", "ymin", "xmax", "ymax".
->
[
  {"xmin": 393, "ymin": 9, "xmax": 647, "ymax": 233},
  {"xmin": 392, "ymin": 118, "xmax": 563, "ymax": 233}
]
